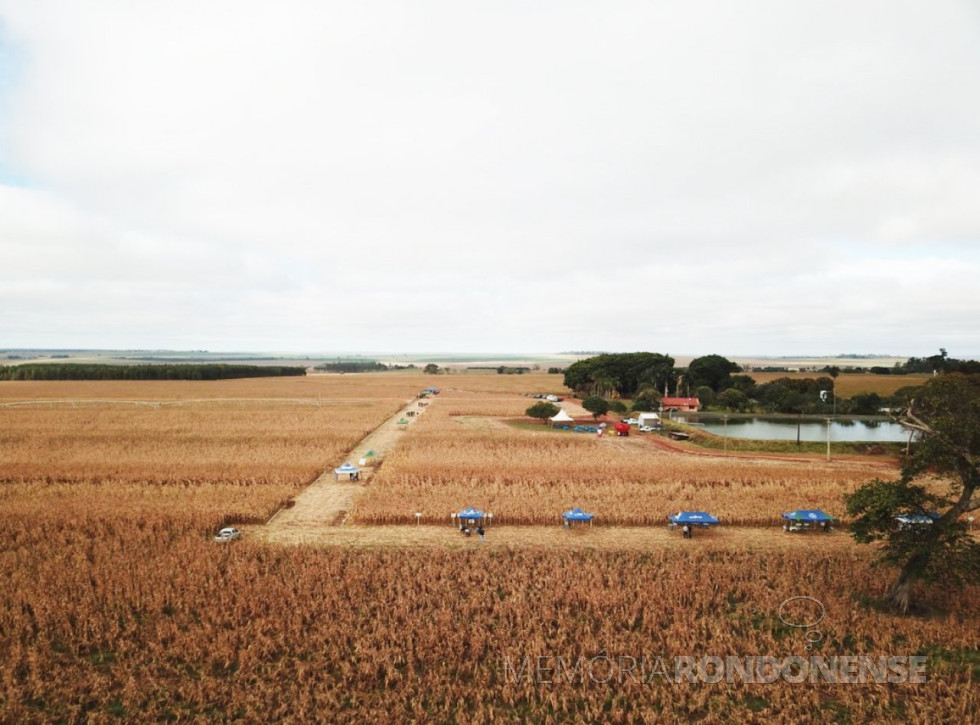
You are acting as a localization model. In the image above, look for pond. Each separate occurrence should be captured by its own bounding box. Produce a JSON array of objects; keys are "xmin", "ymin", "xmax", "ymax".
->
[{"xmin": 671, "ymin": 415, "xmax": 913, "ymax": 443}]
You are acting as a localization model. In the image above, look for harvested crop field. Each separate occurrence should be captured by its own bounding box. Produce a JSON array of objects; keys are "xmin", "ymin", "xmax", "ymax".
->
[{"xmin": 0, "ymin": 372, "xmax": 976, "ymax": 723}]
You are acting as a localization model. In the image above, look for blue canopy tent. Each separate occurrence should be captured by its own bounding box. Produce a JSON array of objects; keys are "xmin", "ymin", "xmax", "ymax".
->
[
  {"xmin": 453, "ymin": 506, "xmax": 487, "ymax": 525},
  {"xmin": 562, "ymin": 507, "xmax": 595, "ymax": 527},
  {"xmin": 896, "ymin": 511, "xmax": 940, "ymax": 529},
  {"xmin": 669, "ymin": 511, "xmax": 718, "ymax": 538},
  {"xmin": 452, "ymin": 507, "xmax": 490, "ymax": 537},
  {"xmin": 333, "ymin": 462, "xmax": 360, "ymax": 481},
  {"xmin": 669, "ymin": 511, "xmax": 719, "ymax": 526},
  {"xmin": 781, "ymin": 509, "xmax": 834, "ymax": 532},
  {"xmin": 782, "ymin": 509, "xmax": 834, "ymax": 522}
]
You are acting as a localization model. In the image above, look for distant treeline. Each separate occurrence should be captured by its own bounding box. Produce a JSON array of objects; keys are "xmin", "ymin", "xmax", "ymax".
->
[
  {"xmin": 822, "ymin": 350, "xmax": 980, "ymax": 376},
  {"xmin": 466, "ymin": 366, "xmax": 532, "ymax": 374},
  {"xmin": 314, "ymin": 362, "xmax": 392, "ymax": 373},
  {"xmin": 0, "ymin": 364, "xmax": 307, "ymax": 381}
]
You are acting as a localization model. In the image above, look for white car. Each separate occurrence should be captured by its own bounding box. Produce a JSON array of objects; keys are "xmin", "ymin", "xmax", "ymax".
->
[
  {"xmin": 623, "ymin": 418, "xmax": 638, "ymax": 425},
  {"xmin": 639, "ymin": 425, "xmax": 655, "ymax": 432},
  {"xmin": 214, "ymin": 527, "xmax": 241, "ymax": 542}
]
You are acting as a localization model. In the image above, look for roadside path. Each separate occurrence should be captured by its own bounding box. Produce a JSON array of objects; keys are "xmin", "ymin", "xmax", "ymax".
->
[{"xmin": 258, "ymin": 396, "xmax": 432, "ymax": 544}]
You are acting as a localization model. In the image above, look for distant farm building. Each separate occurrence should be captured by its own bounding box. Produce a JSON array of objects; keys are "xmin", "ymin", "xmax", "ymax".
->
[{"xmin": 661, "ymin": 397, "xmax": 700, "ymax": 413}]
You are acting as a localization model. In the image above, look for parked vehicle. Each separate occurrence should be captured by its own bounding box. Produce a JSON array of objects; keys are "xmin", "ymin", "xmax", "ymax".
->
[{"xmin": 214, "ymin": 527, "xmax": 241, "ymax": 542}]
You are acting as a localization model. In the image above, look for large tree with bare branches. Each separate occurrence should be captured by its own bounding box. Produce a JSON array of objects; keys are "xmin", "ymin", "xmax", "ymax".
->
[{"xmin": 845, "ymin": 373, "xmax": 980, "ymax": 613}]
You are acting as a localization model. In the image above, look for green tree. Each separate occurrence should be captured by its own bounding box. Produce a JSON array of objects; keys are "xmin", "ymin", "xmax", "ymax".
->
[
  {"xmin": 695, "ymin": 385, "xmax": 715, "ymax": 409},
  {"xmin": 423, "ymin": 364, "xmax": 440, "ymax": 375},
  {"xmin": 581, "ymin": 395, "xmax": 610, "ymax": 420},
  {"xmin": 563, "ymin": 353, "xmax": 675, "ymax": 398},
  {"xmin": 717, "ymin": 388, "xmax": 748, "ymax": 412},
  {"xmin": 686, "ymin": 355, "xmax": 741, "ymax": 392},
  {"xmin": 850, "ymin": 392, "xmax": 883, "ymax": 415},
  {"xmin": 728, "ymin": 374, "xmax": 757, "ymax": 396},
  {"xmin": 632, "ymin": 388, "xmax": 662, "ymax": 412},
  {"xmin": 594, "ymin": 376, "xmax": 619, "ymax": 398},
  {"xmin": 826, "ymin": 366, "xmax": 840, "ymax": 413},
  {"xmin": 845, "ymin": 373, "xmax": 980, "ymax": 613},
  {"xmin": 756, "ymin": 382, "xmax": 790, "ymax": 413},
  {"xmin": 526, "ymin": 401, "xmax": 560, "ymax": 424}
]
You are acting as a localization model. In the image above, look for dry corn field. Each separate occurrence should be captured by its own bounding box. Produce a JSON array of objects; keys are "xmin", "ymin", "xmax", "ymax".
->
[
  {"xmin": 748, "ymin": 372, "xmax": 932, "ymax": 398},
  {"xmin": 1, "ymin": 373, "xmax": 976, "ymax": 722},
  {"xmin": 1, "ymin": 522, "xmax": 977, "ymax": 723},
  {"xmin": 0, "ymin": 376, "xmax": 420, "ymax": 521},
  {"xmin": 351, "ymin": 389, "xmax": 899, "ymax": 526}
]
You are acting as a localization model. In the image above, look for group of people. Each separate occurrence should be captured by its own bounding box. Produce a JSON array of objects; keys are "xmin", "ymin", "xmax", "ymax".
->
[
  {"xmin": 460, "ymin": 524, "xmax": 486, "ymax": 541},
  {"xmin": 783, "ymin": 521, "xmax": 832, "ymax": 533}
]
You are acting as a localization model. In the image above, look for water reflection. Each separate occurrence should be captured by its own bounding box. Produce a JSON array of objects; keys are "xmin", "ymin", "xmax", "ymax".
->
[{"xmin": 673, "ymin": 415, "xmax": 911, "ymax": 442}]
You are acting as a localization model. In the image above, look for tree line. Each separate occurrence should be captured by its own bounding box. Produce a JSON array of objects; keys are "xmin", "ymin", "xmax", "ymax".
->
[
  {"xmin": 0, "ymin": 364, "xmax": 307, "ymax": 381},
  {"xmin": 562, "ymin": 351, "xmax": 955, "ymax": 415},
  {"xmin": 314, "ymin": 362, "xmax": 391, "ymax": 373},
  {"xmin": 821, "ymin": 348, "xmax": 980, "ymax": 376}
]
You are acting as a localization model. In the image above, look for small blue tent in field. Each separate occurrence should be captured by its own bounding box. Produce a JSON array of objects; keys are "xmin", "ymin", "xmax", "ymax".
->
[
  {"xmin": 895, "ymin": 511, "xmax": 941, "ymax": 528},
  {"xmin": 669, "ymin": 511, "xmax": 719, "ymax": 526},
  {"xmin": 456, "ymin": 507, "xmax": 485, "ymax": 524},
  {"xmin": 781, "ymin": 509, "xmax": 834, "ymax": 532},
  {"xmin": 781, "ymin": 509, "xmax": 834, "ymax": 523},
  {"xmin": 333, "ymin": 462, "xmax": 360, "ymax": 481},
  {"xmin": 562, "ymin": 507, "xmax": 595, "ymax": 526}
]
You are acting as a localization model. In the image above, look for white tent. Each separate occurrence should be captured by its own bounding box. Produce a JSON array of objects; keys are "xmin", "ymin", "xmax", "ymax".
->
[{"xmin": 549, "ymin": 409, "xmax": 575, "ymax": 425}]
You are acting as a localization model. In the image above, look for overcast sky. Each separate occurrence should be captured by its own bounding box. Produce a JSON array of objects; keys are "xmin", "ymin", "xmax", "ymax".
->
[{"xmin": 1, "ymin": 1, "xmax": 978, "ymax": 357}]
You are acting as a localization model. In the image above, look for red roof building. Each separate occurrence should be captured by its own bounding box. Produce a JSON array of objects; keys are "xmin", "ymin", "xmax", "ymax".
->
[{"xmin": 661, "ymin": 397, "xmax": 700, "ymax": 412}]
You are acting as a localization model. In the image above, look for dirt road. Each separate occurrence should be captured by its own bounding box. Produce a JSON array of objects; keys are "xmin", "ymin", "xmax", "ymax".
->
[{"xmin": 258, "ymin": 396, "xmax": 431, "ymax": 545}]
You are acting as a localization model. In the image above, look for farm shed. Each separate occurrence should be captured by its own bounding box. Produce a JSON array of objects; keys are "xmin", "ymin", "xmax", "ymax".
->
[{"xmin": 661, "ymin": 397, "xmax": 700, "ymax": 412}]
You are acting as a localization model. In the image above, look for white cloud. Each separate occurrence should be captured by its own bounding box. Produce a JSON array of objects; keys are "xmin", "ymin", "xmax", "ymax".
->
[{"xmin": 1, "ymin": 1, "xmax": 979, "ymax": 355}]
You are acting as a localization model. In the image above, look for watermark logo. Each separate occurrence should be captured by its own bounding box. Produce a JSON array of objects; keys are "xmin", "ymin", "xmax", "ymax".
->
[
  {"xmin": 778, "ymin": 595, "xmax": 826, "ymax": 651},
  {"xmin": 502, "ymin": 654, "xmax": 927, "ymax": 685},
  {"xmin": 504, "ymin": 594, "xmax": 926, "ymax": 686}
]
